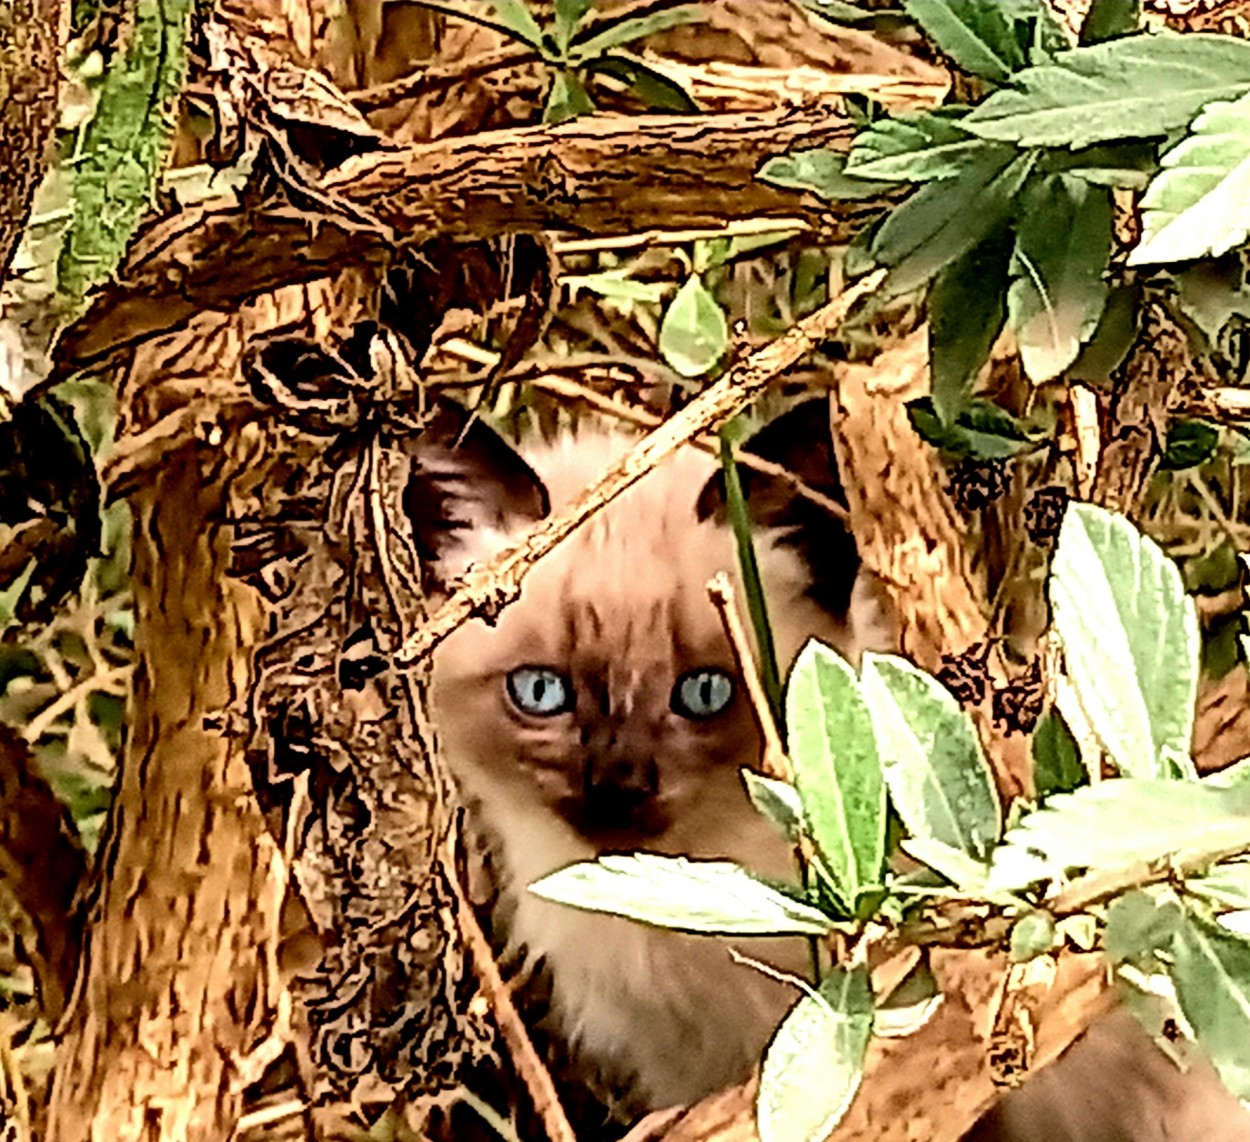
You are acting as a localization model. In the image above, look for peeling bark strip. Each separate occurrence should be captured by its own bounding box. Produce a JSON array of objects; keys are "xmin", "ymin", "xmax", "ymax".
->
[
  {"xmin": 0, "ymin": 0, "xmax": 60, "ymax": 283},
  {"xmin": 57, "ymin": 101, "xmax": 887, "ymax": 368},
  {"xmin": 46, "ymin": 457, "xmax": 275, "ymax": 1142},
  {"xmin": 394, "ymin": 270, "xmax": 885, "ymax": 668}
]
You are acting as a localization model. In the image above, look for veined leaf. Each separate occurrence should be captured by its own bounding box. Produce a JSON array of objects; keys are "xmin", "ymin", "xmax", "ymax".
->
[
  {"xmin": 1131, "ymin": 91, "xmax": 1250, "ymax": 265},
  {"xmin": 1008, "ymin": 175, "xmax": 1113, "ymax": 382},
  {"xmin": 659, "ymin": 274, "xmax": 729, "ymax": 377},
  {"xmin": 1171, "ymin": 910, "xmax": 1250, "ymax": 1100},
  {"xmin": 567, "ymin": 5, "xmax": 703, "ymax": 61},
  {"xmin": 986, "ymin": 779, "xmax": 1250, "ymax": 891},
  {"xmin": 928, "ymin": 230, "xmax": 1012, "ymax": 422},
  {"xmin": 59, "ymin": 0, "xmax": 195, "ymax": 304},
  {"xmin": 907, "ymin": 396, "xmax": 1038, "ymax": 460},
  {"xmin": 529, "ymin": 854, "xmax": 834, "ymax": 935},
  {"xmin": 900, "ymin": 0, "xmax": 1024, "ymax": 82},
  {"xmin": 553, "ymin": 0, "xmax": 595, "ymax": 52},
  {"xmin": 844, "ymin": 108, "xmax": 986, "ymax": 182},
  {"xmin": 545, "ymin": 69, "xmax": 596, "ymax": 122},
  {"xmin": 872, "ymin": 149, "xmax": 1035, "ymax": 296},
  {"xmin": 964, "ymin": 32, "xmax": 1250, "ymax": 150},
  {"xmin": 743, "ymin": 769, "xmax": 805, "ymax": 843},
  {"xmin": 489, "ymin": 0, "xmax": 547, "ymax": 49},
  {"xmin": 757, "ymin": 966, "xmax": 873, "ymax": 1142},
  {"xmin": 861, "ymin": 653, "xmax": 1001, "ymax": 863},
  {"xmin": 759, "ymin": 149, "xmax": 897, "ymax": 200},
  {"xmin": 786, "ymin": 641, "xmax": 887, "ymax": 905},
  {"xmin": 1051, "ymin": 503, "xmax": 1199, "ymax": 779}
]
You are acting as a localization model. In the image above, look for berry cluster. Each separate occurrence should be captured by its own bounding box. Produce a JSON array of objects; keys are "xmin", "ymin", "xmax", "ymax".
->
[
  {"xmin": 1024, "ymin": 485, "xmax": 1071, "ymax": 546},
  {"xmin": 946, "ymin": 458, "xmax": 1011, "ymax": 513},
  {"xmin": 992, "ymin": 658, "xmax": 1046, "ymax": 736}
]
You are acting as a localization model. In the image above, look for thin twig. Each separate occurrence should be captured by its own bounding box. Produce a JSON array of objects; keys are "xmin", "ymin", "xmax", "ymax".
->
[
  {"xmin": 706, "ymin": 573, "xmax": 787, "ymax": 780},
  {"xmin": 448, "ymin": 864, "xmax": 577, "ymax": 1142},
  {"xmin": 395, "ymin": 271, "xmax": 883, "ymax": 667}
]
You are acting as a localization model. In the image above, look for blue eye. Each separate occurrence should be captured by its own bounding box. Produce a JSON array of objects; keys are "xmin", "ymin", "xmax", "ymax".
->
[
  {"xmin": 672, "ymin": 670, "xmax": 734, "ymax": 719},
  {"xmin": 506, "ymin": 668, "xmax": 573, "ymax": 716}
]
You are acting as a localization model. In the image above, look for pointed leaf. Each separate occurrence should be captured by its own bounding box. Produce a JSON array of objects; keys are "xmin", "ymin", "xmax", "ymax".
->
[
  {"xmin": 1008, "ymin": 175, "xmax": 1113, "ymax": 381},
  {"xmin": 659, "ymin": 275, "xmax": 729, "ymax": 377},
  {"xmin": 964, "ymin": 32, "xmax": 1250, "ymax": 150},
  {"xmin": 1170, "ymin": 911, "xmax": 1250, "ymax": 1100},
  {"xmin": 529, "ymin": 854, "xmax": 834, "ymax": 935},
  {"xmin": 786, "ymin": 641, "xmax": 887, "ymax": 904},
  {"xmin": 1032, "ymin": 708, "xmax": 1087, "ymax": 797},
  {"xmin": 545, "ymin": 69, "xmax": 595, "ymax": 122},
  {"xmin": 900, "ymin": 0, "xmax": 1025, "ymax": 82},
  {"xmin": 757, "ymin": 966, "xmax": 873, "ymax": 1142},
  {"xmin": 1131, "ymin": 91, "xmax": 1250, "ymax": 265},
  {"xmin": 845, "ymin": 109, "xmax": 988, "ymax": 182},
  {"xmin": 489, "ymin": 0, "xmax": 547, "ymax": 49},
  {"xmin": 987, "ymin": 779, "xmax": 1250, "ymax": 891},
  {"xmin": 759, "ymin": 149, "xmax": 896, "ymax": 201},
  {"xmin": 861, "ymin": 653, "xmax": 1001, "ymax": 862},
  {"xmin": 1051, "ymin": 503, "xmax": 1199, "ymax": 779},
  {"xmin": 1079, "ymin": 0, "xmax": 1140, "ymax": 45},
  {"xmin": 553, "ymin": 0, "xmax": 595, "ymax": 52},
  {"xmin": 928, "ymin": 230, "xmax": 1012, "ymax": 422},
  {"xmin": 743, "ymin": 769, "xmax": 805, "ymax": 843},
  {"xmin": 568, "ymin": 6, "xmax": 702, "ymax": 61},
  {"xmin": 871, "ymin": 150, "xmax": 1035, "ymax": 296},
  {"xmin": 586, "ymin": 53, "xmax": 697, "ymax": 112}
]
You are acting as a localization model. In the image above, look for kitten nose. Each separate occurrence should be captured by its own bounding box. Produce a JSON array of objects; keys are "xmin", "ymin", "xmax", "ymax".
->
[{"xmin": 585, "ymin": 756, "xmax": 660, "ymax": 801}]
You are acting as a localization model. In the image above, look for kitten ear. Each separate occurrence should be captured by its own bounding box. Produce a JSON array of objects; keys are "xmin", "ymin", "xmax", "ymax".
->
[
  {"xmin": 696, "ymin": 398, "xmax": 860, "ymax": 615},
  {"xmin": 403, "ymin": 403, "xmax": 550, "ymax": 586}
]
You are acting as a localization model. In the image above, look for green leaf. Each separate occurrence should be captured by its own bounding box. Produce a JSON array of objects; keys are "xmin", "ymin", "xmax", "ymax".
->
[
  {"xmin": 785, "ymin": 641, "xmax": 887, "ymax": 905},
  {"xmin": 564, "ymin": 269, "xmax": 668, "ymax": 304},
  {"xmin": 757, "ymin": 966, "xmax": 873, "ymax": 1142},
  {"xmin": 489, "ymin": 0, "xmax": 548, "ymax": 49},
  {"xmin": 1161, "ymin": 419, "xmax": 1221, "ymax": 470},
  {"xmin": 1010, "ymin": 910, "xmax": 1057, "ymax": 961},
  {"xmin": 1032, "ymin": 709, "xmax": 1087, "ymax": 797},
  {"xmin": 964, "ymin": 32, "xmax": 1250, "ymax": 150},
  {"xmin": 743, "ymin": 769, "xmax": 805, "ymax": 843},
  {"xmin": 927, "ymin": 230, "xmax": 1012, "ymax": 422},
  {"xmin": 1131, "ymin": 90, "xmax": 1250, "ymax": 266},
  {"xmin": 1185, "ymin": 859, "xmax": 1250, "ymax": 912},
  {"xmin": 1170, "ymin": 910, "xmax": 1250, "ymax": 1100},
  {"xmin": 567, "ymin": 5, "xmax": 703, "ymax": 61},
  {"xmin": 844, "ymin": 109, "xmax": 988, "ymax": 183},
  {"xmin": 1007, "ymin": 175, "xmax": 1113, "ymax": 382},
  {"xmin": 659, "ymin": 274, "xmax": 730, "ymax": 377},
  {"xmin": 861, "ymin": 653, "xmax": 1002, "ymax": 863},
  {"xmin": 871, "ymin": 150, "xmax": 1036, "ymax": 296},
  {"xmin": 987, "ymin": 779, "xmax": 1250, "ymax": 891},
  {"xmin": 544, "ymin": 69, "xmax": 596, "ymax": 122},
  {"xmin": 900, "ymin": 836, "xmax": 989, "ymax": 892},
  {"xmin": 58, "ymin": 0, "xmax": 196, "ymax": 304},
  {"xmin": 759, "ymin": 149, "xmax": 896, "ymax": 201},
  {"xmin": 528, "ymin": 854, "xmax": 834, "ymax": 935},
  {"xmin": 585, "ymin": 53, "xmax": 697, "ymax": 112},
  {"xmin": 1050, "ymin": 503, "xmax": 1199, "ymax": 779},
  {"xmin": 1066, "ymin": 282, "xmax": 1140, "ymax": 383},
  {"xmin": 907, "ymin": 396, "xmax": 1037, "ymax": 459},
  {"xmin": 900, "ymin": 0, "xmax": 1024, "ymax": 82},
  {"xmin": 1079, "ymin": 0, "xmax": 1140, "ymax": 45},
  {"xmin": 1105, "ymin": 888, "xmax": 1183, "ymax": 965},
  {"xmin": 553, "ymin": 0, "xmax": 596, "ymax": 52}
]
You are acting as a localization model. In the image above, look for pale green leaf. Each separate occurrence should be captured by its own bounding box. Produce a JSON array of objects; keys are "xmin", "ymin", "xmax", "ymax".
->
[
  {"xmin": 757, "ymin": 966, "xmax": 873, "ymax": 1142},
  {"xmin": 568, "ymin": 6, "xmax": 703, "ymax": 61},
  {"xmin": 1105, "ymin": 888, "xmax": 1183, "ymax": 964},
  {"xmin": 986, "ymin": 779, "xmax": 1250, "ymax": 891},
  {"xmin": 544, "ymin": 69, "xmax": 596, "ymax": 123},
  {"xmin": 564, "ymin": 270, "xmax": 668, "ymax": 304},
  {"xmin": 900, "ymin": 836, "xmax": 989, "ymax": 892},
  {"xmin": 1008, "ymin": 175, "xmax": 1113, "ymax": 381},
  {"xmin": 758, "ymin": 149, "xmax": 896, "ymax": 201},
  {"xmin": 964, "ymin": 32, "xmax": 1250, "ymax": 150},
  {"xmin": 900, "ymin": 0, "xmax": 1024, "ymax": 82},
  {"xmin": 786, "ymin": 641, "xmax": 887, "ymax": 904},
  {"xmin": 844, "ymin": 109, "xmax": 987, "ymax": 182},
  {"xmin": 528, "ymin": 854, "xmax": 834, "ymax": 935},
  {"xmin": 860, "ymin": 653, "xmax": 1001, "ymax": 862},
  {"xmin": 659, "ymin": 274, "xmax": 729, "ymax": 377},
  {"xmin": 1051, "ymin": 503, "xmax": 1199, "ymax": 779},
  {"xmin": 1132, "ymin": 91, "xmax": 1250, "ymax": 265},
  {"xmin": 489, "ymin": 0, "xmax": 547, "ymax": 49},
  {"xmin": 742, "ymin": 769, "xmax": 805, "ymax": 843},
  {"xmin": 1170, "ymin": 911, "xmax": 1250, "ymax": 1100}
]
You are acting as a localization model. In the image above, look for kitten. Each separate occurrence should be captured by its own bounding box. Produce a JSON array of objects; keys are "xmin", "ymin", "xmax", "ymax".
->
[
  {"xmin": 408, "ymin": 398, "xmax": 1250, "ymax": 1140},
  {"xmin": 410, "ymin": 398, "xmax": 879, "ymax": 1117}
]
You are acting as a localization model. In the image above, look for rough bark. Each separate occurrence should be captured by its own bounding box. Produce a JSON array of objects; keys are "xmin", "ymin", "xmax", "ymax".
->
[
  {"xmin": 46, "ymin": 450, "xmax": 275, "ymax": 1142},
  {"xmin": 0, "ymin": 0, "xmax": 59, "ymax": 284},
  {"xmin": 54, "ymin": 99, "xmax": 909, "ymax": 370}
]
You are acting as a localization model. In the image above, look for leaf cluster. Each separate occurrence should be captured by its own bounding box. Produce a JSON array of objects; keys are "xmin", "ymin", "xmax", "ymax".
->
[{"xmin": 531, "ymin": 502, "xmax": 1250, "ymax": 1139}]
